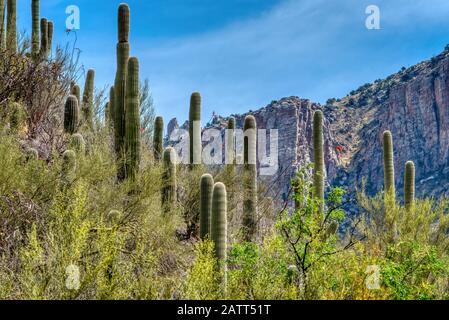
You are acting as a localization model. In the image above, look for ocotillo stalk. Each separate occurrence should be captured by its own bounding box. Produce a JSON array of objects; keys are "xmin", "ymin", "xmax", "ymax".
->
[
  {"xmin": 6, "ymin": 0, "xmax": 17, "ymax": 52},
  {"xmin": 39, "ymin": 18, "xmax": 47, "ymax": 58},
  {"xmin": 313, "ymin": 110, "xmax": 325, "ymax": 212},
  {"xmin": 153, "ymin": 116, "xmax": 164, "ymax": 162},
  {"xmin": 71, "ymin": 84, "xmax": 81, "ymax": 105},
  {"xmin": 383, "ymin": 130, "xmax": 395, "ymax": 199},
  {"xmin": 200, "ymin": 174, "xmax": 214, "ymax": 240},
  {"xmin": 210, "ymin": 182, "xmax": 227, "ymax": 286},
  {"xmin": 189, "ymin": 92, "xmax": 201, "ymax": 168},
  {"xmin": 404, "ymin": 161, "xmax": 415, "ymax": 211},
  {"xmin": 47, "ymin": 20, "xmax": 53, "ymax": 57},
  {"xmin": 82, "ymin": 69, "xmax": 95, "ymax": 128},
  {"xmin": 114, "ymin": 4, "xmax": 130, "ymax": 178},
  {"xmin": 64, "ymin": 95, "xmax": 79, "ymax": 134},
  {"xmin": 0, "ymin": 0, "xmax": 5, "ymax": 50},
  {"xmin": 125, "ymin": 57, "xmax": 141, "ymax": 180},
  {"xmin": 243, "ymin": 115, "xmax": 257, "ymax": 241},
  {"xmin": 62, "ymin": 150, "xmax": 77, "ymax": 184},
  {"xmin": 70, "ymin": 133, "xmax": 86, "ymax": 154},
  {"xmin": 162, "ymin": 147, "xmax": 177, "ymax": 212},
  {"xmin": 31, "ymin": 0, "xmax": 40, "ymax": 59}
]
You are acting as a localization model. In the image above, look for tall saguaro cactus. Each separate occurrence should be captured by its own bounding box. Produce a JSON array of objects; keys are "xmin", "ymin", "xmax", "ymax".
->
[
  {"xmin": 383, "ymin": 130, "xmax": 395, "ymax": 199},
  {"xmin": 189, "ymin": 92, "xmax": 201, "ymax": 168},
  {"xmin": 0, "ymin": 0, "xmax": 5, "ymax": 50},
  {"xmin": 162, "ymin": 147, "xmax": 177, "ymax": 212},
  {"xmin": 404, "ymin": 161, "xmax": 415, "ymax": 211},
  {"xmin": 211, "ymin": 182, "xmax": 228, "ymax": 286},
  {"xmin": 47, "ymin": 20, "xmax": 53, "ymax": 57},
  {"xmin": 6, "ymin": 0, "xmax": 17, "ymax": 52},
  {"xmin": 200, "ymin": 174, "xmax": 214, "ymax": 240},
  {"xmin": 39, "ymin": 18, "xmax": 47, "ymax": 57},
  {"xmin": 82, "ymin": 69, "xmax": 95, "ymax": 128},
  {"xmin": 125, "ymin": 57, "xmax": 141, "ymax": 180},
  {"xmin": 64, "ymin": 95, "xmax": 79, "ymax": 134},
  {"xmin": 31, "ymin": 0, "xmax": 39, "ymax": 59},
  {"xmin": 313, "ymin": 110, "xmax": 325, "ymax": 212},
  {"xmin": 153, "ymin": 116, "xmax": 164, "ymax": 162},
  {"xmin": 243, "ymin": 115, "xmax": 257, "ymax": 241},
  {"xmin": 114, "ymin": 3, "xmax": 130, "ymax": 169}
]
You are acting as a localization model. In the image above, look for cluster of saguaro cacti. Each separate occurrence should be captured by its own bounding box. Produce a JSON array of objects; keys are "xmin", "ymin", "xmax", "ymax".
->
[
  {"xmin": 82, "ymin": 69, "xmax": 95, "ymax": 128},
  {"xmin": 64, "ymin": 95, "xmax": 79, "ymax": 134},
  {"xmin": 162, "ymin": 147, "xmax": 177, "ymax": 212},
  {"xmin": 200, "ymin": 174, "xmax": 214, "ymax": 239},
  {"xmin": 313, "ymin": 110, "xmax": 325, "ymax": 213},
  {"xmin": 243, "ymin": 115, "xmax": 257, "ymax": 241},
  {"xmin": 153, "ymin": 116, "xmax": 164, "ymax": 162},
  {"xmin": 189, "ymin": 92, "xmax": 202, "ymax": 169}
]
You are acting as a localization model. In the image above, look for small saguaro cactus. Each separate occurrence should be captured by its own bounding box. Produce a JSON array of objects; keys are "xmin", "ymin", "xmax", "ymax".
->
[
  {"xmin": 39, "ymin": 18, "xmax": 47, "ymax": 57},
  {"xmin": 71, "ymin": 83, "xmax": 81, "ymax": 105},
  {"xmin": 200, "ymin": 174, "xmax": 214, "ymax": 240},
  {"xmin": 404, "ymin": 161, "xmax": 415, "ymax": 211},
  {"xmin": 189, "ymin": 92, "xmax": 201, "ymax": 168},
  {"xmin": 243, "ymin": 115, "xmax": 257, "ymax": 241},
  {"xmin": 383, "ymin": 130, "xmax": 395, "ymax": 199},
  {"xmin": 153, "ymin": 116, "xmax": 164, "ymax": 162},
  {"xmin": 6, "ymin": 0, "xmax": 17, "ymax": 52},
  {"xmin": 162, "ymin": 147, "xmax": 177, "ymax": 212},
  {"xmin": 0, "ymin": 0, "xmax": 5, "ymax": 50},
  {"xmin": 114, "ymin": 3, "xmax": 130, "ymax": 163},
  {"xmin": 210, "ymin": 182, "xmax": 228, "ymax": 285},
  {"xmin": 25, "ymin": 148, "xmax": 39, "ymax": 161},
  {"xmin": 62, "ymin": 150, "xmax": 77, "ymax": 184},
  {"xmin": 64, "ymin": 95, "xmax": 79, "ymax": 134},
  {"xmin": 70, "ymin": 133, "xmax": 86, "ymax": 154},
  {"xmin": 82, "ymin": 69, "xmax": 95, "ymax": 128},
  {"xmin": 124, "ymin": 57, "xmax": 141, "ymax": 180},
  {"xmin": 47, "ymin": 20, "xmax": 53, "ymax": 57},
  {"xmin": 313, "ymin": 110, "xmax": 325, "ymax": 212},
  {"xmin": 31, "ymin": 0, "xmax": 40, "ymax": 60}
]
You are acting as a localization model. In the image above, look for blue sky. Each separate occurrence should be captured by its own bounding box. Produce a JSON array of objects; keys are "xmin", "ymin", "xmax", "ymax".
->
[{"xmin": 15, "ymin": 0, "xmax": 449, "ymax": 125}]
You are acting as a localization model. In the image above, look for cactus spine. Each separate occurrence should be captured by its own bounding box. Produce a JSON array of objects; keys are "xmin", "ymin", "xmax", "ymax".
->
[
  {"xmin": 200, "ymin": 174, "xmax": 214, "ymax": 240},
  {"xmin": 71, "ymin": 84, "xmax": 81, "ymax": 105},
  {"xmin": 313, "ymin": 110, "xmax": 325, "ymax": 212},
  {"xmin": 62, "ymin": 150, "xmax": 77, "ymax": 184},
  {"xmin": 162, "ymin": 147, "xmax": 177, "ymax": 212},
  {"xmin": 404, "ymin": 161, "xmax": 415, "ymax": 211},
  {"xmin": 210, "ymin": 182, "xmax": 227, "ymax": 286},
  {"xmin": 82, "ymin": 69, "xmax": 95, "ymax": 128},
  {"xmin": 64, "ymin": 95, "xmax": 79, "ymax": 134},
  {"xmin": 70, "ymin": 133, "xmax": 86, "ymax": 154},
  {"xmin": 31, "ymin": 0, "xmax": 39, "ymax": 59},
  {"xmin": 383, "ymin": 130, "xmax": 395, "ymax": 199},
  {"xmin": 124, "ymin": 57, "xmax": 140, "ymax": 180},
  {"xmin": 114, "ymin": 4, "xmax": 130, "ymax": 175},
  {"xmin": 0, "ymin": 0, "xmax": 5, "ymax": 50},
  {"xmin": 243, "ymin": 115, "xmax": 257, "ymax": 241},
  {"xmin": 39, "ymin": 18, "xmax": 47, "ymax": 58},
  {"xmin": 153, "ymin": 116, "xmax": 164, "ymax": 162},
  {"xmin": 6, "ymin": 0, "xmax": 16, "ymax": 52},
  {"xmin": 47, "ymin": 20, "xmax": 53, "ymax": 57},
  {"xmin": 189, "ymin": 92, "xmax": 201, "ymax": 168}
]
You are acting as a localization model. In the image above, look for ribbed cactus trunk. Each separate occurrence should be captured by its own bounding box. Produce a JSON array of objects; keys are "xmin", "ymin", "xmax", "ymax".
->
[
  {"xmin": 71, "ymin": 84, "xmax": 81, "ymax": 105},
  {"xmin": 313, "ymin": 110, "xmax": 325, "ymax": 213},
  {"xmin": 243, "ymin": 115, "xmax": 257, "ymax": 241},
  {"xmin": 226, "ymin": 117, "xmax": 236, "ymax": 169},
  {"xmin": 64, "ymin": 95, "xmax": 79, "ymax": 134},
  {"xmin": 200, "ymin": 174, "xmax": 214, "ymax": 240},
  {"xmin": 62, "ymin": 150, "xmax": 77, "ymax": 184},
  {"xmin": 189, "ymin": 92, "xmax": 201, "ymax": 169},
  {"xmin": 383, "ymin": 130, "xmax": 395, "ymax": 199},
  {"xmin": 210, "ymin": 182, "xmax": 227, "ymax": 288},
  {"xmin": 0, "ymin": 0, "xmax": 5, "ymax": 50},
  {"xmin": 70, "ymin": 133, "xmax": 86, "ymax": 154},
  {"xmin": 82, "ymin": 69, "xmax": 95, "ymax": 128},
  {"xmin": 404, "ymin": 161, "xmax": 415, "ymax": 211},
  {"xmin": 47, "ymin": 20, "xmax": 53, "ymax": 57},
  {"xmin": 114, "ymin": 4, "xmax": 130, "ymax": 180},
  {"xmin": 6, "ymin": 0, "xmax": 16, "ymax": 53},
  {"xmin": 125, "ymin": 57, "xmax": 141, "ymax": 180},
  {"xmin": 31, "ymin": 0, "xmax": 39, "ymax": 59},
  {"xmin": 39, "ymin": 18, "xmax": 47, "ymax": 58},
  {"xmin": 153, "ymin": 116, "xmax": 164, "ymax": 162},
  {"xmin": 162, "ymin": 147, "xmax": 177, "ymax": 213}
]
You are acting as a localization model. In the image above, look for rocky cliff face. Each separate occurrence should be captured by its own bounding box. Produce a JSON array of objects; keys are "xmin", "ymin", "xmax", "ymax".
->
[{"xmin": 168, "ymin": 47, "xmax": 449, "ymax": 205}]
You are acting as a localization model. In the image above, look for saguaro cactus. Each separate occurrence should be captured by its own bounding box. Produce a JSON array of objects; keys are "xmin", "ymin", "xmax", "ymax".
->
[
  {"xmin": 0, "ymin": 0, "xmax": 5, "ymax": 50},
  {"xmin": 313, "ymin": 110, "xmax": 325, "ymax": 212},
  {"xmin": 153, "ymin": 116, "xmax": 164, "ymax": 162},
  {"xmin": 162, "ymin": 147, "xmax": 177, "ymax": 212},
  {"xmin": 114, "ymin": 4, "xmax": 130, "ymax": 167},
  {"xmin": 383, "ymin": 130, "xmax": 395, "ymax": 198},
  {"xmin": 82, "ymin": 69, "xmax": 95, "ymax": 128},
  {"xmin": 125, "ymin": 57, "xmax": 141, "ymax": 180},
  {"xmin": 70, "ymin": 133, "xmax": 86, "ymax": 154},
  {"xmin": 404, "ymin": 161, "xmax": 415, "ymax": 211},
  {"xmin": 62, "ymin": 150, "xmax": 77, "ymax": 184},
  {"xmin": 210, "ymin": 182, "xmax": 227, "ymax": 285},
  {"xmin": 200, "ymin": 174, "xmax": 214, "ymax": 240},
  {"xmin": 64, "ymin": 95, "xmax": 79, "ymax": 134},
  {"xmin": 6, "ymin": 0, "xmax": 17, "ymax": 52},
  {"xmin": 226, "ymin": 117, "xmax": 236, "ymax": 168},
  {"xmin": 189, "ymin": 92, "xmax": 201, "ymax": 168},
  {"xmin": 39, "ymin": 18, "xmax": 47, "ymax": 57},
  {"xmin": 71, "ymin": 83, "xmax": 81, "ymax": 105},
  {"xmin": 31, "ymin": 0, "xmax": 39, "ymax": 59},
  {"xmin": 25, "ymin": 148, "xmax": 39, "ymax": 161},
  {"xmin": 47, "ymin": 20, "xmax": 53, "ymax": 57},
  {"xmin": 243, "ymin": 115, "xmax": 257, "ymax": 241}
]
